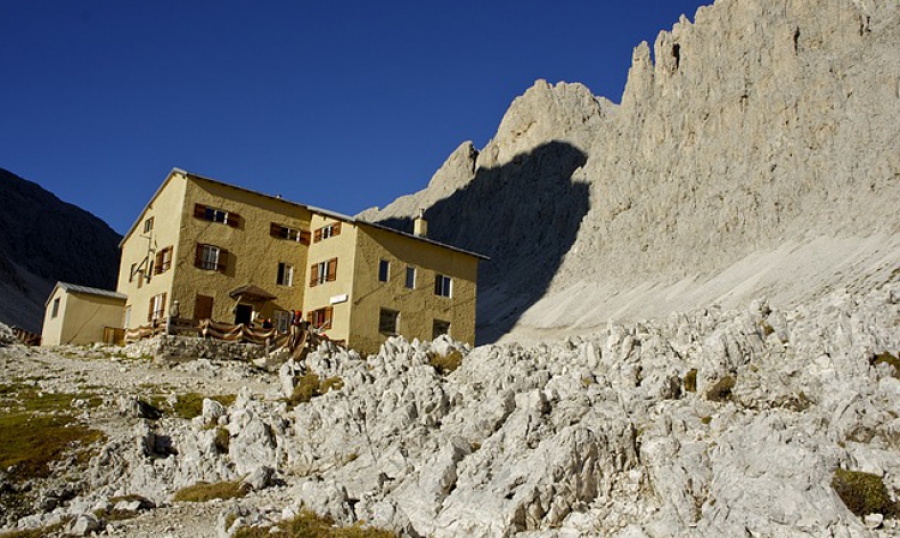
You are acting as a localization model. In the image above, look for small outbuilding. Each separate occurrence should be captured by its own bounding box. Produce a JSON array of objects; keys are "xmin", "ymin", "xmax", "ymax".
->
[{"xmin": 41, "ymin": 282, "xmax": 127, "ymax": 346}]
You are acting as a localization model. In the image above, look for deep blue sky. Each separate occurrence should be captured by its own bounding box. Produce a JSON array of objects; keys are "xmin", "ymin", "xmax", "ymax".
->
[{"xmin": 1, "ymin": 1, "xmax": 710, "ymax": 235}]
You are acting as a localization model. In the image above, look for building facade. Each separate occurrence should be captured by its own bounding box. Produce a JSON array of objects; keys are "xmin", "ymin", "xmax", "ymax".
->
[
  {"xmin": 41, "ymin": 282, "xmax": 127, "ymax": 346},
  {"xmin": 114, "ymin": 169, "xmax": 484, "ymax": 354}
]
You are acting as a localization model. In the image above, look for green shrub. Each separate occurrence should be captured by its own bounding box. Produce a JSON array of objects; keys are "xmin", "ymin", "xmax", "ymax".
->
[
  {"xmin": 832, "ymin": 468, "xmax": 899, "ymax": 518},
  {"xmin": 173, "ymin": 480, "xmax": 246, "ymax": 503},
  {"xmin": 321, "ymin": 376, "xmax": 344, "ymax": 394},
  {"xmin": 172, "ymin": 392, "xmax": 236, "ymax": 419},
  {"xmin": 705, "ymin": 376, "xmax": 735, "ymax": 402},
  {"xmin": 233, "ymin": 508, "xmax": 396, "ymax": 537},
  {"xmin": 683, "ymin": 369, "xmax": 698, "ymax": 393},
  {"xmin": 214, "ymin": 427, "xmax": 231, "ymax": 454},
  {"xmin": 872, "ymin": 352, "xmax": 900, "ymax": 377},
  {"xmin": 430, "ymin": 350, "xmax": 464, "ymax": 376},
  {"xmin": 289, "ymin": 374, "xmax": 343, "ymax": 408}
]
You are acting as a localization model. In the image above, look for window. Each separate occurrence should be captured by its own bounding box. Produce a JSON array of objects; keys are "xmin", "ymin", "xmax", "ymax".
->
[
  {"xmin": 195, "ymin": 244, "xmax": 227, "ymax": 272},
  {"xmin": 129, "ymin": 263, "xmax": 137, "ymax": 283},
  {"xmin": 277, "ymin": 262, "xmax": 294, "ymax": 286},
  {"xmin": 144, "ymin": 217, "xmax": 154, "ymax": 233},
  {"xmin": 434, "ymin": 274, "xmax": 452, "ymax": 298},
  {"xmin": 405, "ymin": 266, "xmax": 416, "ymax": 289},
  {"xmin": 270, "ymin": 223, "xmax": 310, "ymax": 245},
  {"xmin": 274, "ymin": 310, "xmax": 292, "ymax": 333},
  {"xmin": 148, "ymin": 293, "xmax": 167, "ymax": 322},
  {"xmin": 313, "ymin": 222, "xmax": 342, "ymax": 242},
  {"xmin": 433, "ymin": 319, "xmax": 451, "ymax": 339},
  {"xmin": 154, "ymin": 246, "xmax": 173, "ymax": 274},
  {"xmin": 309, "ymin": 258, "xmax": 337, "ymax": 287},
  {"xmin": 378, "ymin": 259, "xmax": 390, "ymax": 282},
  {"xmin": 51, "ymin": 298, "xmax": 60, "ymax": 319},
  {"xmin": 308, "ymin": 307, "xmax": 333, "ymax": 330},
  {"xmin": 379, "ymin": 308, "xmax": 399, "ymax": 335},
  {"xmin": 124, "ymin": 306, "xmax": 131, "ymax": 328},
  {"xmin": 194, "ymin": 203, "xmax": 240, "ymax": 228}
]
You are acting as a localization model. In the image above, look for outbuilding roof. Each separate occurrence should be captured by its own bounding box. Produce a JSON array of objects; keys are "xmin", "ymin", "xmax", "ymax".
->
[{"xmin": 46, "ymin": 282, "xmax": 127, "ymax": 306}]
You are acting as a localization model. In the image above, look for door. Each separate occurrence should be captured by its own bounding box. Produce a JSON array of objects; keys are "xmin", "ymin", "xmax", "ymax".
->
[
  {"xmin": 194, "ymin": 295, "xmax": 214, "ymax": 321},
  {"xmin": 234, "ymin": 304, "xmax": 253, "ymax": 326}
]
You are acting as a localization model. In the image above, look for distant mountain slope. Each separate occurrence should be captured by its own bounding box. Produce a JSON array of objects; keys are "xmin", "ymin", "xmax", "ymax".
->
[
  {"xmin": 360, "ymin": 0, "xmax": 900, "ymax": 343},
  {"xmin": 0, "ymin": 168, "xmax": 121, "ymax": 333}
]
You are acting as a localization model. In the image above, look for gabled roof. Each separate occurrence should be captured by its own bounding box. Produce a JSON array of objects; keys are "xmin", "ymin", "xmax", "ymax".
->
[
  {"xmin": 122, "ymin": 168, "xmax": 489, "ymax": 261},
  {"xmin": 46, "ymin": 281, "xmax": 127, "ymax": 306}
]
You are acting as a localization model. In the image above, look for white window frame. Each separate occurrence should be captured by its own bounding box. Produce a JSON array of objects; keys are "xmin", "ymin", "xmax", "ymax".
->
[
  {"xmin": 274, "ymin": 310, "xmax": 291, "ymax": 333},
  {"xmin": 379, "ymin": 308, "xmax": 400, "ymax": 335},
  {"xmin": 150, "ymin": 294, "xmax": 166, "ymax": 321},
  {"xmin": 200, "ymin": 245, "xmax": 221, "ymax": 271},
  {"xmin": 144, "ymin": 217, "xmax": 154, "ymax": 233},
  {"xmin": 435, "ymin": 274, "xmax": 452, "ymax": 298},
  {"xmin": 277, "ymin": 262, "xmax": 294, "ymax": 286}
]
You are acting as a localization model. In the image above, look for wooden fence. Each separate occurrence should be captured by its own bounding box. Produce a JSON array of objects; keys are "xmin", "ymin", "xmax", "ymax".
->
[{"xmin": 11, "ymin": 327, "xmax": 41, "ymax": 346}]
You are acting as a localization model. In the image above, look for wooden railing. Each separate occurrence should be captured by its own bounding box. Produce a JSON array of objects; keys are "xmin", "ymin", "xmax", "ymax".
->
[{"xmin": 11, "ymin": 327, "xmax": 41, "ymax": 346}]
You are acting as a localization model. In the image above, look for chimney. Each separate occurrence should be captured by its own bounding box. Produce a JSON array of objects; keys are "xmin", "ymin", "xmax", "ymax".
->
[{"xmin": 413, "ymin": 209, "xmax": 428, "ymax": 238}]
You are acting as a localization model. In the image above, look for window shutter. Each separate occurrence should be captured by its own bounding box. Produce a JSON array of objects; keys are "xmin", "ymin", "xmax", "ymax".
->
[
  {"xmin": 161, "ymin": 293, "xmax": 167, "ymax": 318},
  {"xmin": 218, "ymin": 249, "xmax": 229, "ymax": 272},
  {"xmin": 314, "ymin": 229, "xmax": 323, "ymax": 243},
  {"xmin": 310, "ymin": 263, "xmax": 319, "ymax": 287},
  {"xmin": 300, "ymin": 231, "xmax": 311, "ymax": 245},
  {"xmin": 195, "ymin": 244, "xmax": 204, "ymax": 268},
  {"xmin": 324, "ymin": 307, "xmax": 333, "ymax": 329},
  {"xmin": 307, "ymin": 311, "xmax": 314, "ymax": 324},
  {"xmin": 270, "ymin": 223, "xmax": 282, "ymax": 237},
  {"xmin": 154, "ymin": 251, "xmax": 163, "ymax": 274},
  {"xmin": 226, "ymin": 212, "xmax": 241, "ymax": 228},
  {"xmin": 326, "ymin": 258, "xmax": 337, "ymax": 281},
  {"xmin": 333, "ymin": 222, "xmax": 341, "ymax": 236},
  {"xmin": 194, "ymin": 203, "xmax": 206, "ymax": 219},
  {"xmin": 147, "ymin": 298, "xmax": 154, "ymax": 322}
]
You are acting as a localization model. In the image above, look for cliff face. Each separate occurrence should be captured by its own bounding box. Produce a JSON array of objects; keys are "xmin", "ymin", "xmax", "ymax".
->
[
  {"xmin": 361, "ymin": 0, "xmax": 900, "ymax": 342},
  {"xmin": 0, "ymin": 168, "xmax": 121, "ymax": 333}
]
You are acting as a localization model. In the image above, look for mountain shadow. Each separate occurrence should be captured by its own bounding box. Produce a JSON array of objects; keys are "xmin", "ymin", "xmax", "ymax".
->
[{"xmin": 375, "ymin": 141, "xmax": 589, "ymax": 343}]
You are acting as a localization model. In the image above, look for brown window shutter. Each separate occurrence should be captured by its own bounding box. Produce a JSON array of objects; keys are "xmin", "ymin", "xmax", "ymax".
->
[
  {"xmin": 270, "ymin": 223, "xmax": 282, "ymax": 237},
  {"xmin": 194, "ymin": 294, "xmax": 213, "ymax": 321},
  {"xmin": 310, "ymin": 263, "xmax": 319, "ymax": 287},
  {"xmin": 314, "ymin": 228, "xmax": 323, "ymax": 243},
  {"xmin": 161, "ymin": 293, "xmax": 167, "ymax": 318},
  {"xmin": 148, "ymin": 299, "xmax": 154, "ymax": 322},
  {"xmin": 154, "ymin": 251, "xmax": 163, "ymax": 274},
  {"xmin": 194, "ymin": 203, "xmax": 206, "ymax": 219},
  {"xmin": 307, "ymin": 311, "xmax": 314, "ymax": 324},
  {"xmin": 333, "ymin": 222, "xmax": 341, "ymax": 236},
  {"xmin": 195, "ymin": 244, "xmax": 204, "ymax": 268},
  {"xmin": 218, "ymin": 249, "xmax": 229, "ymax": 272},
  {"xmin": 324, "ymin": 307, "xmax": 333, "ymax": 329},
  {"xmin": 326, "ymin": 258, "xmax": 337, "ymax": 282},
  {"xmin": 227, "ymin": 212, "xmax": 240, "ymax": 228},
  {"xmin": 300, "ymin": 231, "xmax": 311, "ymax": 245}
]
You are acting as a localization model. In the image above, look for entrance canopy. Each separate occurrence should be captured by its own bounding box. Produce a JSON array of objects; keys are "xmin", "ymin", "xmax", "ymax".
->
[{"xmin": 228, "ymin": 284, "xmax": 277, "ymax": 303}]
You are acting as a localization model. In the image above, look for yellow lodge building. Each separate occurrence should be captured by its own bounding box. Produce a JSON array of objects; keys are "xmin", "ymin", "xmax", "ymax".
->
[{"xmin": 114, "ymin": 168, "xmax": 485, "ymax": 355}]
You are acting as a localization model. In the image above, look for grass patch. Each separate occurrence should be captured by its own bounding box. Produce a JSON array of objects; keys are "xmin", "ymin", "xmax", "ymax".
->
[
  {"xmin": 214, "ymin": 427, "xmax": 230, "ymax": 454},
  {"xmin": 429, "ymin": 350, "xmax": 464, "ymax": 376},
  {"xmin": 760, "ymin": 321, "xmax": 775, "ymax": 338},
  {"xmin": 0, "ymin": 520, "xmax": 69, "ymax": 538},
  {"xmin": 872, "ymin": 352, "xmax": 900, "ymax": 377},
  {"xmin": 705, "ymin": 376, "xmax": 735, "ymax": 402},
  {"xmin": 288, "ymin": 374, "xmax": 343, "ymax": 407},
  {"xmin": 233, "ymin": 509, "xmax": 396, "ymax": 537},
  {"xmin": 683, "ymin": 369, "xmax": 697, "ymax": 393},
  {"xmin": 173, "ymin": 480, "xmax": 246, "ymax": 503},
  {"xmin": 832, "ymin": 468, "xmax": 899, "ymax": 518},
  {"xmin": 700, "ymin": 416, "xmax": 712, "ymax": 425},
  {"xmin": 152, "ymin": 392, "xmax": 237, "ymax": 420}
]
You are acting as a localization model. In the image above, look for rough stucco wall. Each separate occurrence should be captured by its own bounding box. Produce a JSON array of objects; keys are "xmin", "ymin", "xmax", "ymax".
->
[
  {"xmin": 173, "ymin": 176, "xmax": 311, "ymax": 325},
  {"xmin": 40, "ymin": 288, "xmax": 66, "ymax": 346},
  {"xmin": 302, "ymin": 214, "xmax": 358, "ymax": 344},
  {"xmin": 350, "ymin": 225, "xmax": 478, "ymax": 355},
  {"xmin": 117, "ymin": 173, "xmax": 187, "ymax": 329}
]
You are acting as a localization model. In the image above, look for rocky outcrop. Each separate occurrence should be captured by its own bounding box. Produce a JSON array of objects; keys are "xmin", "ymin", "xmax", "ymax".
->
[
  {"xmin": 361, "ymin": 0, "xmax": 900, "ymax": 342},
  {"xmin": 0, "ymin": 168, "xmax": 121, "ymax": 333}
]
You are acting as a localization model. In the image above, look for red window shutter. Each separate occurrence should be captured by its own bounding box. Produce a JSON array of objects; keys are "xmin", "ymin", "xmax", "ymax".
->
[
  {"xmin": 195, "ymin": 244, "xmax": 204, "ymax": 268},
  {"xmin": 309, "ymin": 263, "xmax": 319, "ymax": 287},
  {"xmin": 324, "ymin": 307, "xmax": 333, "ymax": 329},
  {"xmin": 218, "ymin": 249, "xmax": 229, "ymax": 272},
  {"xmin": 333, "ymin": 222, "xmax": 341, "ymax": 236},
  {"xmin": 194, "ymin": 204, "xmax": 206, "ymax": 219},
  {"xmin": 270, "ymin": 223, "xmax": 282, "ymax": 237},
  {"xmin": 326, "ymin": 258, "xmax": 337, "ymax": 282},
  {"xmin": 314, "ymin": 229, "xmax": 323, "ymax": 243},
  {"xmin": 227, "ymin": 212, "xmax": 240, "ymax": 228},
  {"xmin": 300, "ymin": 231, "xmax": 311, "ymax": 245}
]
